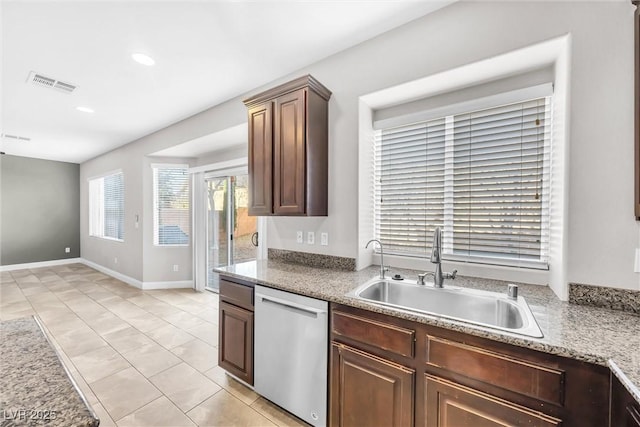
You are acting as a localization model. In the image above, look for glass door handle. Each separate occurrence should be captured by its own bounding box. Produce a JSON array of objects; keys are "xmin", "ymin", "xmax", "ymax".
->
[{"xmin": 251, "ymin": 232, "xmax": 259, "ymax": 247}]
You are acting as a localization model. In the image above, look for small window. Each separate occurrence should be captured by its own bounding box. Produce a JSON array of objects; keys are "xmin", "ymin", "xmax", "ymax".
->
[
  {"xmin": 89, "ymin": 171, "xmax": 124, "ymax": 241},
  {"xmin": 153, "ymin": 166, "xmax": 190, "ymax": 246},
  {"xmin": 374, "ymin": 96, "xmax": 551, "ymax": 269}
]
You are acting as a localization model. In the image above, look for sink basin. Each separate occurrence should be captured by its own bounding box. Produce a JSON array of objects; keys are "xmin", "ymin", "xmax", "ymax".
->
[{"xmin": 349, "ymin": 279, "xmax": 543, "ymax": 338}]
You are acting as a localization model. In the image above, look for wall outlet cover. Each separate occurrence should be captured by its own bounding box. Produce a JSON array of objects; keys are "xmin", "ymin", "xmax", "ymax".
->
[
  {"xmin": 65, "ymin": 247, "xmax": 71, "ymax": 253},
  {"xmin": 321, "ymin": 233, "xmax": 328, "ymax": 246},
  {"xmin": 173, "ymin": 264, "xmax": 179, "ymax": 272},
  {"xmin": 296, "ymin": 231, "xmax": 304, "ymax": 244},
  {"xmin": 307, "ymin": 231, "xmax": 315, "ymax": 245}
]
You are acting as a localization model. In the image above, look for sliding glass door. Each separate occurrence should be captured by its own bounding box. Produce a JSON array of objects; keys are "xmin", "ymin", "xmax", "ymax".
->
[{"xmin": 205, "ymin": 174, "xmax": 258, "ymax": 291}]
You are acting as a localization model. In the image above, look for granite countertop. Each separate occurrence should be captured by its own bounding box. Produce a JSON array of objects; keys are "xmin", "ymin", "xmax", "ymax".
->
[
  {"xmin": 0, "ymin": 317, "xmax": 99, "ymax": 427},
  {"xmin": 216, "ymin": 260, "xmax": 640, "ymax": 404}
]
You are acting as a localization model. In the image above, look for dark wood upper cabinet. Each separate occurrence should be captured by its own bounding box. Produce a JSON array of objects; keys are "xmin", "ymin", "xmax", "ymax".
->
[
  {"xmin": 244, "ymin": 75, "xmax": 331, "ymax": 216},
  {"xmin": 634, "ymin": 1, "xmax": 640, "ymax": 220},
  {"xmin": 247, "ymin": 102, "xmax": 273, "ymax": 216}
]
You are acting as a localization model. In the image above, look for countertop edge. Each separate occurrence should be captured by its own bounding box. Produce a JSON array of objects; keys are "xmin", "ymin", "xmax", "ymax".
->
[
  {"xmin": 34, "ymin": 315, "xmax": 101, "ymax": 427},
  {"xmin": 610, "ymin": 359, "xmax": 640, "ymax": 404}
]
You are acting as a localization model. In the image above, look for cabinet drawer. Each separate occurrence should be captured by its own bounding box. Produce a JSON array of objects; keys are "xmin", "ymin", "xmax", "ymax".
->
[
  {"xmin": 332, "ymin": 311, "xmax": 415, "ymax": 358},
  {"xmin": 220, "ymin": 279, "xmax": 254, "ymax": 310},
  {"xmin": 426, "ymin": 335, "xmax": 565, "ymax": 406}
]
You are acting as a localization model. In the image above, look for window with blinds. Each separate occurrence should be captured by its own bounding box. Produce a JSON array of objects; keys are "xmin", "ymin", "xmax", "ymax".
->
[
  {"xmin": 374, "ymin": 96, "xmax": 551, "ymax": 269},
  {"xmin": 89, "ymin": 171, "xmax": 124, "ymax": 241},
  {"xmin": 153, "ymin": 166, "xmax": 190, "ymax": 246}
]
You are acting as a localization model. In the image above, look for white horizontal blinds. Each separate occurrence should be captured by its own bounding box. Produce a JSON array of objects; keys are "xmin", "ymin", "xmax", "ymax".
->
[
  {"xmin": 374, "ymin": 119, "xmax": 446, "ymax": 256},
  {"xmin": 374, "ymin": 95, "xmax": 551, "ymax": 268},
  {"xmin": 154, "ymin": 167, "xmax": 190, "ymax": 245},
  {"xmin": 451, "ymin": 98, "xmax": 550, "ymax": 264},
  {"xmin": 103, "ymin": 172, "xmax": 124, "ymax": 240},
  {"xmin": 89, "ymin": 178, "xmax": 104, "ymax": 238},
  {"xmin": 89, "ymin": 171, "xmax": 124, "ymax": 241}
]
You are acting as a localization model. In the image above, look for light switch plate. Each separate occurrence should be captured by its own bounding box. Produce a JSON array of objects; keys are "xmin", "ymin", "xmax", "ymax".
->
[{"xmin": 297, "ymin": 231, "xmax": 304, "ymax": 244}]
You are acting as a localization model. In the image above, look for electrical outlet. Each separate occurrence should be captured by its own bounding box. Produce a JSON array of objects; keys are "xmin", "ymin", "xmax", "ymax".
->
[
  {"xmin": 321, "ymin": 233, "xmax": 328, "ymax": 246},
  {"xmin": 307, "ymin": 231, "xmax": 315, "ymax": 245},
  {"xmin": 296, "ymin": 231, "xmax": 304, "ymax": 244},
  {"xmin": 114, "ymin": 257, "xmax": 118, "ymax": 264},
  {"xmin": 65, "ymin": 247, "xmax": 70, "ymax": 253},
  {"xmin": 173, "ymin": 264, "xmax": 179, "ymax": 272}
]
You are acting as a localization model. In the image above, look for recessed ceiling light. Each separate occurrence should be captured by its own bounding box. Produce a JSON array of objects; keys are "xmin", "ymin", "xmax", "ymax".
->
[
  {"xmin": 76, "ymin": 106, "xmax": 94, "ymax": 114},
  {"xmin": 132, "ymin": 53, "xmax": 155, "ymax": 66}
]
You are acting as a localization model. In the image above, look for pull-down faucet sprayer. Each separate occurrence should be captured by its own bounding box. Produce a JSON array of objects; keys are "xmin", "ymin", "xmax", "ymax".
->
[{"xmin": 421, "ymin": 227, "xmax": 457, "ymax": 288}]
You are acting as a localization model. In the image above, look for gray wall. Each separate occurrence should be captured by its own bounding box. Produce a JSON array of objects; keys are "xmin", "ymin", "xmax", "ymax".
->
[{"xmin": 1, "ymin": 155, "xmax": 80, "ymax": 265}]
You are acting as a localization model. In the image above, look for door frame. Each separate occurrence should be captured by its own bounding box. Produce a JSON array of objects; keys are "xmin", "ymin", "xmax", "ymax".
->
[{"xmin": 191, "ymin": 161, "xmax": 266, "ymax": 292}]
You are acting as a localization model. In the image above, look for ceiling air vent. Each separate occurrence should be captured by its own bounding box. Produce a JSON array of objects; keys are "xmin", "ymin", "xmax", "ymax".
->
[
  {"xmin": 2, "ymin": 133, "xmax": 31, "ymax": 142},
  {"xmin": 26, "ymin": 71, "xmax": 77, "ymax": 94}
]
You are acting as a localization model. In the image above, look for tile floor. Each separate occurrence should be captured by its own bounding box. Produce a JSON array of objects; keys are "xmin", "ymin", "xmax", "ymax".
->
[{"xmin": 0, "ymin": 263, "xmax": 309, "ymax": 427}]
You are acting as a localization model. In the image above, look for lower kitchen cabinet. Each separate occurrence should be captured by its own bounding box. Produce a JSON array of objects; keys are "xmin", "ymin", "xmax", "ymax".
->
[
  {"xmin": 424, "ymin": 374, "xmax": 560, "ymax": 427},
  {"xmin": 611, "ymin": 374, "xmax": 640, "ymax": 427},
  {"xmin": 219, "ymin": 301, "xmax": 253, "ymax": 384},
  {"xmin": 218, "ymin": 276, "xmax": 255, "ymax": 385},
  {"xmin": 331, "ymin": 343, "xmax": 414, "ymax": 427},
  {"xmin": 330, "ymin": 303, "xmax": 610, "ymax": 427}
]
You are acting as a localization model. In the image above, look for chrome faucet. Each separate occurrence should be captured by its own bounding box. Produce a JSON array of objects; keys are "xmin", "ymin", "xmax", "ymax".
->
[
  {"xmin": 366, "ymin": 239, "xmax": 388, "ymax": 279},
  {"xmin": 424, "ymin": 227, "xmax": 457, "ymax": 288}
]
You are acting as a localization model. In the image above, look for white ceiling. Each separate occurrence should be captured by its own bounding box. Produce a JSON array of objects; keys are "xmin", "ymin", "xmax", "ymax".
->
[{"xmin": 1, "ymin": 0, "xmax": 453, "ymax": 164}]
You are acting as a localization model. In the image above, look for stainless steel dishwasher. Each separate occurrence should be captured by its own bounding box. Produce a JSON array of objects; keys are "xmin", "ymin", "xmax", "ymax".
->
[{"xmin": 254, "ymin": 285, "xmax": 328, "ymax": 427}]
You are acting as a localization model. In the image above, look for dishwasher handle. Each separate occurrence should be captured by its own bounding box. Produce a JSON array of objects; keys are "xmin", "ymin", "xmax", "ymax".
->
[{"xmin": 256, "ymin": 293, "xmax": 327, "ymax": 317}]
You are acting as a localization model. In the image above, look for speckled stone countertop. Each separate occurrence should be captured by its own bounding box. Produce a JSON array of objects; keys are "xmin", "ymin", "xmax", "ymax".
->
[
  {"xmin": 216, "ymin": 260, "xmax": 640, "ymax": 404},
  {"xmin": 0, "ymin": 317, "xmax": 99, "ymax": 427}
]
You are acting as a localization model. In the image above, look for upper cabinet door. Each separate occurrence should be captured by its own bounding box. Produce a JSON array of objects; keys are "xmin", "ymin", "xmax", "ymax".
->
[
  {"xmin": 635, "ymin": 3, "xmax": 640, "ymax": 220},
  {"xmin": 243, "ymin": 75, "xmax": 331, "ymax": 217},
  {"xmin": 248, "ymin": 102, "xmax": 273, "ymax": 216},
  {"xmin": 274, "ymin": 89, "xmax": 306, "ymax": 215}
]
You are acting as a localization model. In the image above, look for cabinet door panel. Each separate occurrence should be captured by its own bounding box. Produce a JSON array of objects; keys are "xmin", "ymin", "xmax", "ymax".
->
[
  {"xmin": 219, "ymin": 301, "xmax": 254, "ymax": 385},
  {"xmin": 611, "ymin": 373, "xmax": 640, "ymax": 427},
  {"xmin": 331, "ymin": 343, "xmax": 414, "ymax": 427},
  {"xmin": 425, "ymin": 375, "xmax": 560, "ymax": 427},
  {"xmin": 248, "ymin": 102, "xmax": 273, "ymax": 215},
  {"xmin": 274, "ymin": 89, "xmax": 306, "ymax": 215}
]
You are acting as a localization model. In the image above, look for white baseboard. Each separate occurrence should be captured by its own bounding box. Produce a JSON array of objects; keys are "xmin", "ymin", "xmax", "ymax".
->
[
  {"xmin": 0, "ymin": 258, "xmax": 82, "ymax": 272},
  {"xmin": 80, "ymin": 258, "xmax": 193, "ymax": 290},
  {"xmin": 81, "ymin": 258, "xmax": 143, "ymax": 288},
  {"xmin": 142, "ymin": 281, "xmax": 194, "ymax": 290}
]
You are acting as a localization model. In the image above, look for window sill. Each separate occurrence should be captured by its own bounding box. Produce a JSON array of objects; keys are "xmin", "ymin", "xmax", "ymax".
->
[{"xmin": 89, "ymin": 235, "xmax": 124, "ymax": 243}]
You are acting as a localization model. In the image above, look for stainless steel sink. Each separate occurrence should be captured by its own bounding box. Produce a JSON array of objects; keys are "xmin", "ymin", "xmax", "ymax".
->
[{"xmin": 349, "ymin": 278, "xmax": 543, "ymax": 338}]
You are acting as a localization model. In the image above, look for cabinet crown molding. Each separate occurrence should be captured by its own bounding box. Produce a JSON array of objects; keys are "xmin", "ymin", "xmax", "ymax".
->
[{"xmin": 243, "ymin": 74, "xmax": 332, "ymax": 107}]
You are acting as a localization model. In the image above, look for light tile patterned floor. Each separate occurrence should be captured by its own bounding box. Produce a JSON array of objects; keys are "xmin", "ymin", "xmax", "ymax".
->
[{"xmin": 0, "ymin": 263, "xmax": 308, "ymax": 427}]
